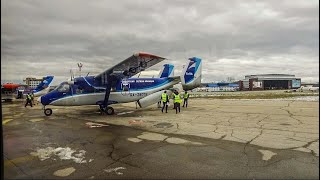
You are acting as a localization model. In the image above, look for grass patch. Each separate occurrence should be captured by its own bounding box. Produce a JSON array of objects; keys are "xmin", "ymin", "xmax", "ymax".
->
[{"xmin": 190, "ymin": 93, "xmax": 319, "ymax": 99}]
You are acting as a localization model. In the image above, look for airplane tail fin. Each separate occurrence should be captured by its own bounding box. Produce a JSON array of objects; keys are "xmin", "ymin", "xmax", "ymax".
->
[
  {"xmin": 157, "ymin": 64, "xmax": 174, "ymax": 78},
  {"xmin": 180, "ymin": 57, "xmax": 202, "ymax": 90},
  {"xmin": 33, "ymin": 76, "xmax": 54, "ymax": 95}
]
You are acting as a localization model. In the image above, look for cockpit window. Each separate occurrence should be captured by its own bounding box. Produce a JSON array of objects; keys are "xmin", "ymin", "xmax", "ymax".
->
[{"xmin": 56, "ymin": 83, "xmax": 70, "ymax": 93}]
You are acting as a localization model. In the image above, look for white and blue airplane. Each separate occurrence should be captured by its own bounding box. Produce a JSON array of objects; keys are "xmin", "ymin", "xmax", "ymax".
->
[
  {"xmin": 23, "ymin": 76, "xmax": 55, "ymax": 97},
  {"xmin": 38, "ymin": 52, "xmax": 202, "ymax": 116}
]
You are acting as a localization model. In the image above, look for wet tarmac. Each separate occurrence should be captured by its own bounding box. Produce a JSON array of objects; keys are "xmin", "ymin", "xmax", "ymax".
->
[{"xmin": 2, "ymin": 100, "xmax": 319, "ymax": 179}]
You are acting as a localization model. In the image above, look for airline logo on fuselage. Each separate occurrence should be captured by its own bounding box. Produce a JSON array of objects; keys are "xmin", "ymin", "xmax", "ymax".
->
[{"xmin": 186, "ymin": 72, "xmax": 193, "ymax": 75}]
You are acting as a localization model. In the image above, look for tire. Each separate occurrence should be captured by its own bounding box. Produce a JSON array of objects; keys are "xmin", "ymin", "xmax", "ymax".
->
[
  {"xmin": 99, "ymin": 106, "xmax": 105, "ymax": 112},
  {"xmin": 44, "ymin": 108, "xmax": 53, "ymax": 116},
  {"xmin": 105, "ymin": 106, "xmax": 114, "ymax": 115}
]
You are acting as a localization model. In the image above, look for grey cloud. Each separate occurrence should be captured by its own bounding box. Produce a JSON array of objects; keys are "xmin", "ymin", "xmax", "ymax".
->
[{"xmin": 1, "ymin": 0, "xmax": 319, "ymax": 84}]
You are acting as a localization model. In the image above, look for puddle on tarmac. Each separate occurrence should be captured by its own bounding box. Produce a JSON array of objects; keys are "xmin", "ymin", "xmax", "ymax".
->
[
  {"xmin": 53, "ymin": 167, "xmax": 76, "ymax": 177},
  {"xmin": 154, "ymin": 122, "xmax": 174, "ymax": 128},
  {"xmin": 137, "ymin": 132, "xmax": 168, "ymax": 141}
]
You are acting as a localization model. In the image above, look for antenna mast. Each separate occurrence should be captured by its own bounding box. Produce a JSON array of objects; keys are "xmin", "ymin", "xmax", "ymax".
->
[{"xmin": 77, "ymin": 63, "xmax": 83, "ymax": 77}]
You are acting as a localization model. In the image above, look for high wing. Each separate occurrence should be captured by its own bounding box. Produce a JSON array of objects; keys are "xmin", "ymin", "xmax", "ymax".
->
[{"xmin": 95, "ymin": 52, "xmax": 166, "ymax": 86}]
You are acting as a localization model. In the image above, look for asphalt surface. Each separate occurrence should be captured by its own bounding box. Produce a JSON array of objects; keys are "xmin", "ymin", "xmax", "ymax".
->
[{"xmin": 3, "ymin": 101, "xmax": 319, "ymax": 179}]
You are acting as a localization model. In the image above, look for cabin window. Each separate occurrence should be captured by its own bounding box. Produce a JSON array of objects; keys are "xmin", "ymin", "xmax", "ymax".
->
[
  {"xmin": 76, "ymin": 87, "xmax": 83, "ymax": 94},
  {"xmin": 57, "ymin": 84, "xmax": 70, "ymax": 93}
]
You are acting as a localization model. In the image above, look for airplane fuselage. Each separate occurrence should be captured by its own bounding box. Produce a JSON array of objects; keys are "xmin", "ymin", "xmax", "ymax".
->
[{"xmin": 40, "ymin": 76, "xmax": 180, "ymax": 106}]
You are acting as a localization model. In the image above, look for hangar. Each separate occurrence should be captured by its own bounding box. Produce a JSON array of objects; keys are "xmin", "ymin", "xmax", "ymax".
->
[{"xmin": 239, "ymin": 74, "xmax": 301, "ymax": 91}]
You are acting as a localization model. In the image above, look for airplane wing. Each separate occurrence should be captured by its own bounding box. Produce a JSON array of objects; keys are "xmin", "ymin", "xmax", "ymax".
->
[{"xmin": 95, "ymin": 52, "xmax": 166, "ymax": 85}]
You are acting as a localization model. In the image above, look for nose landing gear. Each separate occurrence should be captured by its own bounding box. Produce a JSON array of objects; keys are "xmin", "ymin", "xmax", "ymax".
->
[{"xmin": 44, "ymin": 108, "xmax": 53, "ymax": 116}]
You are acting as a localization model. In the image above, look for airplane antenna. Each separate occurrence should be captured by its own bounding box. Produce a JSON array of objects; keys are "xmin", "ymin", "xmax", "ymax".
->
[
  {"xmin": 138, "ymin": 72, "xmax": 141, "ymax": 78},
  {"xmin": 70, "ymin": 69, "xmax": 74, "ymax": 81},
  {"xmin": 77, "ymin": 63, "xmax": 83, "ymax": 77},
  {"xmin": 86, "ymin": 72, "xmax": 90, "ymax": 77}
]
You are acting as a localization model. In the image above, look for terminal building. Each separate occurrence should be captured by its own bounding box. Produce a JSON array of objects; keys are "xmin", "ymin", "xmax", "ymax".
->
[
  {"xmin": 23, "ymin": 77, "xmax": 44, "ymax": 89},
  {"xmin": 239, "ymin": 74, "xmax": 301, "ymax": 91},
  {"xmin": 198, "ymin": 83, "xmax": 240, "ymax": 92}
]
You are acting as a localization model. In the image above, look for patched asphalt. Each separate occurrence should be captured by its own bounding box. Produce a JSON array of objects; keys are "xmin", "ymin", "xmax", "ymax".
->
[{"xmin": 3, "ymin": 101, "xmax": 319, "ymax": 179}]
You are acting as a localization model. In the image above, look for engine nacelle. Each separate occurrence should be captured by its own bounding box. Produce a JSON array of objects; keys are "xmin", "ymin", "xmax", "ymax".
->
[{"xmin": 137, "ymin": 90, "xmax": 172, "ymax": 108}]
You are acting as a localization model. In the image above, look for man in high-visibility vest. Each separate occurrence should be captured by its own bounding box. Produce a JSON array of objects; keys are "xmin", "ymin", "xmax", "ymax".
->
[
  {"xmin": 25, "ymin": 93, "xmax": 33, "ymax": 107},
  {"xmin": 182, "ymin": 90, "xmax": 189, "ymax": 108},
  {"xmin": 173, "ymin": 90, "xmax": 182, "ymax": 114},
  {"xmin": 161, "ymin": 90, "xmax": 169, "ymax": 113},
  {"xmin": 31, "ymin": 92, "xmax": 35, "ymax": 105}
]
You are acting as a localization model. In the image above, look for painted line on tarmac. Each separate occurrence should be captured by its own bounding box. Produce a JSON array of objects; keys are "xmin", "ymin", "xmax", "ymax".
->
[
  {"xmin": 4, "ymin": 155, "xmax": 37, "ymax": 167},
  {"xmin": 29, "ymin": 118, "xmax": 44, "ymax": 122},
  {"xmin": 3, "ymin": 119, "xmax": 14, "ymax": 125}
]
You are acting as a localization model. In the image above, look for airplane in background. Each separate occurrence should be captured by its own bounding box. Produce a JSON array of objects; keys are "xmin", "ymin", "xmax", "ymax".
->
[
  {"xmin": 299, "ymin": 86, "xmax": 319, "ymax": 92},
  {"xmin": 2, "ymin": 76, "xmax": 55, "ymax": 102},
  {"xmin": 38, "ymin": 52, "xmax": 202, "ymax": 116},
  {"xmin": 22, "ymin": 76, "xmax": 55, "ymax": 97},
  {"xmin": 157, "ymin": 64, "xmax": 174, "ymax": 78}
]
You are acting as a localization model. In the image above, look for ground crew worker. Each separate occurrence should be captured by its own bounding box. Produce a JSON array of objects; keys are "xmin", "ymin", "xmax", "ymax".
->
[
  {"xmin": 173, "ymin": 90, "xmax": 182, "ymax": 114},
  {"xmin": 25, "ymin": 93, "xmax": 33, "ymax": 107},
  {"xmin": 171, "ymin": 92, "xmax": 176, "ymax": 109},
  {"xmin": 31, "ymin": 92, "xmax": 35, "ymax": 105},
  {"xmin": 157, "ymin": 97, "xmax": 162, "ymax": 108},
  {"xmin": 182, "ymin": 90, "xmax": 189, "ymax": 108},
  {"xmin": 161, "ymin": 91, "xmax": 169, "ymax": 113}
]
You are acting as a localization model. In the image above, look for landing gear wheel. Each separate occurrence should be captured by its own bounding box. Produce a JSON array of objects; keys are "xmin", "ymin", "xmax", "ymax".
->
[
  {"xmin": 99, "ymin": 106, "xmax": 105, "ymax": 112},
  {"xmin": 105, "ymin": 106, "xmax": 114, "ymax": 115},
  {"xmin": 44, "ymin": 108, "xmax": 52, "ymax": 116}
]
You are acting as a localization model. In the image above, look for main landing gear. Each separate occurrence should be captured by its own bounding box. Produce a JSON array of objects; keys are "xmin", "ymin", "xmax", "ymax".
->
[{"xmin": 99, "ymin": 105, "xmax": 115, "ymax": 115}]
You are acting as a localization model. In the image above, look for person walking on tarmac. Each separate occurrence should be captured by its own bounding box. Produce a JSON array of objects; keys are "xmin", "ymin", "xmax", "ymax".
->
[
  {"xmin": 182, "ymin": 90, "xmax": 189, "ymax": 108},
  {"xmin": 171, "ymin": 92, "xmax": 176, "ymax": 109},
  {"xmin": 161, "ymin": 90, "xmax": 169, "ymax": 113},
  {"xmin": 25, "ymin": 93, "xmax": 33, "ymax": 107},
  {"xmin": 173, "ymin": 90, "xmax": 182, "ymax": 114},
  {"xmin": 31, "ymin": 92, "xmax": 35, "ymax": 105}
]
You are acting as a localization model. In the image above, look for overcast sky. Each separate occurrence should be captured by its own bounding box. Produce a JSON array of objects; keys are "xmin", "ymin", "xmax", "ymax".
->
[{"xmin": 1, "ymin": 0, "xmax": 319, "ymax": 85}]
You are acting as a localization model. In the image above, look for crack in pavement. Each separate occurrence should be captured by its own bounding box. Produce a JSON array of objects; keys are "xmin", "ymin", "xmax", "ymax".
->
[
  {"xmin": 303, "ymin": 139, "xmax": 319, "ymax": 157},
  {"xmin": 105, "ymin": 136, "xmax": 169, "ymax": 171},
  {"xmin": 243, "ymin": 128, "xmax": 264, "ymax": 175},
  {"xmin": 230, "ymin": 129, "xmax": 248, "ymax": 142},
  {"xmin": 279, "ymin": 101, "xmax": 303, "ymax": 125},
  {"xmin": 257, "ymin": 115, "xmax": 269, "ymax": 129}
]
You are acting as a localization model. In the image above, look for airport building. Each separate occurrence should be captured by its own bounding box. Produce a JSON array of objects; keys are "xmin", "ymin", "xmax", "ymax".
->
[
  {"xmin": 197, "ymin": 83, "xmax": 240, "ymax": 92},
  {"xmin": 239, "ymin": 74, "xmax": 301, "ymax": 91},
  {"xmin": 23, "ymin": 77, "xmax": 44, "ymax": 88}
]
